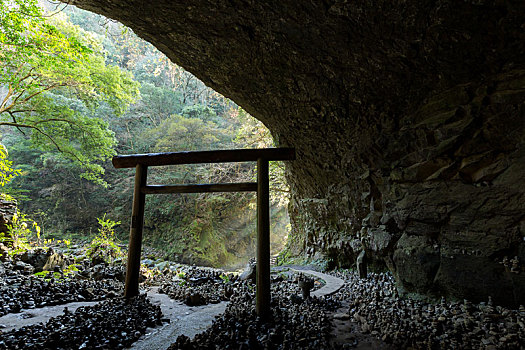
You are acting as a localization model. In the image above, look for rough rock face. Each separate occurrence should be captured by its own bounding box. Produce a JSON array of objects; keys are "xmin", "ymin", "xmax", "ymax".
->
[
  {"xmin": 65, "ymin": 0, "xmax": 525, "ymax": 306},
  {"xmin": 0, "ymin": 198, "xmax": 16, "ymax": 237}
]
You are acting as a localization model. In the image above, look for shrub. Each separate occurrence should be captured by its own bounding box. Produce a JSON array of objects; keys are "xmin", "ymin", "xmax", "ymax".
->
[{"xmin": 85, "ymin": 214, "xmax": 123, "ymax": 265}]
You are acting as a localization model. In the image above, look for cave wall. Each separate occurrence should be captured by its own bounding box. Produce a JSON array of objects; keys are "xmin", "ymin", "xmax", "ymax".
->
[
  {"xmin": 290, "ymin": 74, "xmax": 525, "ymax": 307},
  {"xmin": 66, "ymin": 0, "xmax": 525, "ymax": 306}
]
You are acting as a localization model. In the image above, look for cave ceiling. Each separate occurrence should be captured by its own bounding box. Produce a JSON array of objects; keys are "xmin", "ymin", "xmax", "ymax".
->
[{"xmin": 65, "ymin": 1, "xmax": 524, "ymax": 130}]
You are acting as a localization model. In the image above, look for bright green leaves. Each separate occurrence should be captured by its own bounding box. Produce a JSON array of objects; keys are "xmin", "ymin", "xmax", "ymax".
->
[
  {"xmin": 0, "ymin": 1, "xmax": 139, "ymax": 183},
  {"xmin": 0, "ymin": 143, "xmax": 20, "ymax": 186},
  {"xmin": 24, "ymin": 94, "xmax": 117, "ymax": 185},
  {"xmin": 0, "ymin": 0, "xmax": 42, "ymax": 49},
  {"xmin": 86, "ymin": 214, "xmax": 123, "ymax": 264},
  {"xmin": 143, "ymin": 114, "xmax": 227, "ymax": 152},
  {"xmin": 90, "ymin": 62, "xmax": 139, "ymax": 116}
]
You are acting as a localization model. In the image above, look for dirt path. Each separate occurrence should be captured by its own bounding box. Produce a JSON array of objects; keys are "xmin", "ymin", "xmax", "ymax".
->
[
  {"xmin": 130, "ymin": 287, "xmax": 227, "ymax": 350},
  {"xmin": 0, "ymin": 301, "xmax": 99, "ymax": 333},
  {"xmin": 0, "ymin": 288, "xmax": 226, "ymax": 350},
  {"xmin": 289, "ymin": 268, "xmax": 345, "ymax": 297}
]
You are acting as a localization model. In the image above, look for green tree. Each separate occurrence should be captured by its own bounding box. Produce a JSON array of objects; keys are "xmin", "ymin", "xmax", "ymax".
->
[
  {"xmin": 0, "ymin": 0, "xmax": 139, "ymax": 182},
  {"xmin": 0, "ymin": 143, "xmax": 20, "ymax": 187},
  {"xmin": 144, "ymin": 114, "xmax": 226, "ymax": 152}
]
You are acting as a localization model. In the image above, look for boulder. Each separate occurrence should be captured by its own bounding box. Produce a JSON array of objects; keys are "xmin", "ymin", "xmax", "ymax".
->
[
  {"xmin": 141, "ymin": 259, "xmax": 155, "ymax": 268},
  {"xmin": 155, "ymin": 261, "xmax": 170, "ymax": 271},
  {"xmin": 88, "ymin": 264, "xmax": 125, "ymax": 281},
  {"xmin": 0, "ymin": 198, "xmax": 16, "ymax": 238},
  {"xmin": 356, "ymin": 250, "xmax": 367, "ymax": 279},
  {"xmin": 20, "ymin": 248, "xmax": 52, "ymax": 272},
  {"xmin": 239, "ymin": 259, "xmax": 256, "ymax": 282},
  {"xmin": 19, "ymin": 248, "xmax": 67, "ymax": 272},
  {"xmin": 42, "ymin": 252, "xmax": 66, "ymax": 272}
]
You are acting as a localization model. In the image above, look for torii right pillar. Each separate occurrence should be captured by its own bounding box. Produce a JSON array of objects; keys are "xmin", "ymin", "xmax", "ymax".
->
[{"xmin": 256, "ymin": 158, "xmax": 270, "ymax": 319}]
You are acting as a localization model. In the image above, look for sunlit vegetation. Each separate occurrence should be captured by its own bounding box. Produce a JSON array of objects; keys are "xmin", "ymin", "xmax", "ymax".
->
[{"xmin": 0, "ymin": 1, "xmax": 289, "ymax": 268}]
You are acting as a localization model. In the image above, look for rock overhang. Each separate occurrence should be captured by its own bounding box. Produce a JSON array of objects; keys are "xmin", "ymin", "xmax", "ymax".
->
[{"xmin": 64, "ymin": 0, "xmax": 525, "ymax": 307}]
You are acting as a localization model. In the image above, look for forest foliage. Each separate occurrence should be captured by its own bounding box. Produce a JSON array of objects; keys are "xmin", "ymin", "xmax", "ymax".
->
[
  {"xmin": 0, "ymin": 1, "xmax": 290, "ymax": 268},
  {"xmin": 0, "ymin": 0, "xmax": 139, "ymax": 183}
]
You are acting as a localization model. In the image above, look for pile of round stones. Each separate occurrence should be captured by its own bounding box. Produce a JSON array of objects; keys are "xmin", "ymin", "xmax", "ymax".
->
[
  {"xmin": 0, "ymin": 264, "xmax": 122, "ymax": 316},
  {"xmin": 158, "ymin": 266, "xmax": 238, "ymax": 306},
  {"xmin": 331, "ymin": 271, "xmax": 525, "ymax": 349},
  {"xmin": 158, "ymin": 266, "xmax": 324, "ymax": 307},
  {"xmin": 168, "ymin": 281, "xmax": 338, "ymax": 350},
  {"xmin": 0, "ymin": 294, "xmax": 163, "ymax": 350}
]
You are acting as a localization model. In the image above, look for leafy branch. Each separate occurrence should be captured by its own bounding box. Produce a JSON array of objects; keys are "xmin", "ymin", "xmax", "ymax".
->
[{"xmin": 0, "ymin": 0, "xmax": 140, "ymax": 183}]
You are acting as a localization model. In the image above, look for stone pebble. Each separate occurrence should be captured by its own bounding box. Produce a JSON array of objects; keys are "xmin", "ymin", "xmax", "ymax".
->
[
  {"xmin": 167, "ymin": 280, "xmax": 339, "ymax": 350},
  {"xmin": 0, "ymin": 294, "xmax": 162, "ymax": 350},
  {"xmin": 330, "ymin": 270, "xmax": 525, "ymax": 349}
]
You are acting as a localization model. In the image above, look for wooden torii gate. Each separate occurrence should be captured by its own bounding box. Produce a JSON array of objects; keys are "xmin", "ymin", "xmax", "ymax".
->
[{"xmin": 112, "ymin": 148, "xmax": 295, "ymax": 318}]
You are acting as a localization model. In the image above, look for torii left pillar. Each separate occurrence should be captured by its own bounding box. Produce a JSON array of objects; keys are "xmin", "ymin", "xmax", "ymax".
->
[{"xmin": 124, "ymin": 164, "xmax": 147, "ymax": 297}]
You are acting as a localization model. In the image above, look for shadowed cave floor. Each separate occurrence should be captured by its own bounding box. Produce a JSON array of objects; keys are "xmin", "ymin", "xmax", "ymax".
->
[{"xmin": 0, "ymin": 262, "xmax": 523, "ymax": 349}]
